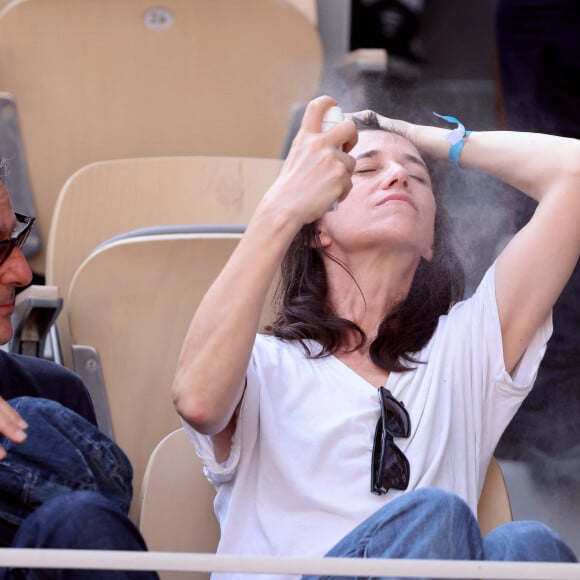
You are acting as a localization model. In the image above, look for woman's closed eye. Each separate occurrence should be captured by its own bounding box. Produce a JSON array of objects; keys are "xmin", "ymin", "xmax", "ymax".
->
[
  {"xmin": 354, "ymin": 165, "xmax": 378, "ymax": 175},
  {"xmin": 410, "ymin": 173, "xmax": 427, "ymax": 183}
]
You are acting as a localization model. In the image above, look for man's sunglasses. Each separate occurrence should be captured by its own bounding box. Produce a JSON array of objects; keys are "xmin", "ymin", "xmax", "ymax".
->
[
  {"xmin": 371, "ymin": 386, "xmax": 411, "ymax": 495},
  {"xmin": 0, "ymin": 213, "xmax": 35, "ymax": 267}
]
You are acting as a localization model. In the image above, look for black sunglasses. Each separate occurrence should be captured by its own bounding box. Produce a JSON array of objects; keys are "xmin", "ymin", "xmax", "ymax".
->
[
  {"xmin": 0, "ymin": 213, "xmax": 35, "ymax": 267},
  {"xmin": 371, "ymin": 386, "xmax": 411, "ymax": 495}
]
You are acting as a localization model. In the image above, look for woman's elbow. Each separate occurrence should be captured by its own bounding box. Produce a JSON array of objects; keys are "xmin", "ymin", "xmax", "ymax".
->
[{"xmin": 172, "ymin": 381, "xmax": 231, "ymax": 436}]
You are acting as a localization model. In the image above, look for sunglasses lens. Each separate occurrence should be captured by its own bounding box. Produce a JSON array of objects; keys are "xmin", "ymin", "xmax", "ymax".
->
[
  {"xmin": 385, "ymin": 404, "xmax": 410, "ymax": 437},
  {"xmin": 371, "ymin": 419, "xmax": 410, "ymax": 495},
  {"xmin": 0, "ymin": 241, "xmax": 10, "ymax": 265},
  {"xmin": 379, "ymin": 441, "xmax": 410, "ymax": 491},
  {"xmin": 381, "ymin": 390, "xmax": 411, "ymax": 437},
  {"xmin": 17, "ymin": 224, "xmax": 32, "ymax": 249}
]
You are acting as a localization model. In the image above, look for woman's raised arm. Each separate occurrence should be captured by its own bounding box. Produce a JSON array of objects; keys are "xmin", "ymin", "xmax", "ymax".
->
[
  {"xmin": 172, "ymin": 96, "xmax": 357, "ymax": 448},
  {"xmin": 370, "ymin": 112, "xmax": 580, "ymax": 374}
]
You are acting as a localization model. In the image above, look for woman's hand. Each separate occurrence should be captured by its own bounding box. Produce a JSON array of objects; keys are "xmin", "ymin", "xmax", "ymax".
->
[
  {"xmin": 263, "ymin": 96, "xmax": 358, "ymax": 226},
  {"xmin": 0, "ymin": 396, "xmax": 27, "ymax": 459},
  {"xmin": 347, "ymin": 109, "xmax": 415, "ymax": 139}
]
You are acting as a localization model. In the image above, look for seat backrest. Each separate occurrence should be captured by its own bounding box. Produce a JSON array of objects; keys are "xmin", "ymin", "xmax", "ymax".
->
[
  {"xmin": 140, "ymin": 429, "xmax": 512, "ymax": 580},
  {"xmin": 46, "ymin": 155, "xmax": 283, "ymax": 368},
  {"xmin": 0, "ymin": 0, "xmax": 322, "ymax": 274},
  {"xmin": 140, "ymin": 428, "xmax": 218, "ymax": 580},
  {"xmin": 477, "ymin": 456, "xmax": 513, "ymax": 535},
  {"xmin": 67, "ymin": 233, "xmax": 277, "ymax": 522}
]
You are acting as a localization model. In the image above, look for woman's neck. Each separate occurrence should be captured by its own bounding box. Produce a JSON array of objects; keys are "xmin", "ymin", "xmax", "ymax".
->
[{"xmin": 324, "ymin": 250, "xmax": 419, "ymax": 339}]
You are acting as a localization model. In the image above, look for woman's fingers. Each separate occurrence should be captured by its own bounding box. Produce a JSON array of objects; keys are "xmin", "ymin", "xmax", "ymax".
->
[{"xmin": 0, "ymin": 396, "xmax": 28, "ymax": 459}]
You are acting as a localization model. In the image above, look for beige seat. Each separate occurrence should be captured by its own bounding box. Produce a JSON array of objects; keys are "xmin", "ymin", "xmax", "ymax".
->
[
  {"xmin": 140, "ymin": 428, "xmax": 513, "ymax": 580},
  {"xmin": 139, "ymin": 429, "xmax": 220, "ymax": 580},
  {"xmin": 0, "ymin": 0, "xmax": 322, "ymax": 274},
  {"xmin": 46, "ymin": 155, "xmax": 283, "ymax": 367},
  {"xmin": 67, "ymin": 233, "xmax": 277, "ymax": 522}
]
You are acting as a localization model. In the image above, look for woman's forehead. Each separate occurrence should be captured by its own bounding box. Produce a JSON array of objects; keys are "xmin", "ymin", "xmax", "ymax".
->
[{"xmin": 352, "ymin": 130, "xmax": 420, "ymax": 159}]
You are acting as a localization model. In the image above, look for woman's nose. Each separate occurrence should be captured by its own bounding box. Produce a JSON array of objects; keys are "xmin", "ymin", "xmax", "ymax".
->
[{"xmin": 380, "ymin": 164, "xmax": 409, "ymax": 190}]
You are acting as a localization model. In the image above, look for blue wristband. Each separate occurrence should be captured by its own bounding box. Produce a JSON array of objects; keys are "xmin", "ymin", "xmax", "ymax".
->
[{"xmin": 433, "ymin": 113, "xmax": 472, "ymax": 167}]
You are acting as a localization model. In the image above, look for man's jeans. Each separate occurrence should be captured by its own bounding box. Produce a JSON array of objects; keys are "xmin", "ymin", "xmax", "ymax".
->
[
  {"xmin": 303, "ymin": 487, "xmax": 577, "ymax": 580},
  {"xmin": 0, "ymin": 397, "xmax": 158, "ymax": 579},
  {"xmin": 2, "ymin": 490, "xmax": 159, "ymax": 580},
  {"xmin": 0, "ymin": 397, "xmax": 132, "ymax": 531}
]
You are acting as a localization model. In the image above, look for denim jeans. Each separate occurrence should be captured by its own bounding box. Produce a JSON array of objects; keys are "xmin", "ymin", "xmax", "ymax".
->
[
  {"xmin": 0, "ymin": 397, "xmax": 157, "ymax": 578},
  {"xmin": 303, "ymin": 487, "xmax": 577, "ymax": 580},
  {"xmin": 0, "ymin": 396, "xmax": 132, "ymax": 534},
  {"xmin": 1, "ymin": 490, "xmax": 158, "ymax": 579}
]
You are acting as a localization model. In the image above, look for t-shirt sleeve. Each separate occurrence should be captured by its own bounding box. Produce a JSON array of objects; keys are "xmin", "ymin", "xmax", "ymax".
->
[
  {"xmin": 467, "ymin": 262, "xmax": 552, "ymax": 389},
  {"xmin": 445, "ymin": 261, "xmax": 552, "ymax": 459},
  {"xmin": 181, "ymin": 336, "xmax": 264, "ymax": 486}
]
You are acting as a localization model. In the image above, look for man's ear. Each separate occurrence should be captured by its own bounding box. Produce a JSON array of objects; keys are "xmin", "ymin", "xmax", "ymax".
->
[{"xmin": 422, "ymin": 245, "xmax": 434, "ymax": 262}]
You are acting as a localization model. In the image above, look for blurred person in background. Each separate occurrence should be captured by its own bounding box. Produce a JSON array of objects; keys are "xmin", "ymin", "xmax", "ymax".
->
[{"xmin": 494, "ymin": 0, "xmax": 580, "ymax": 487}]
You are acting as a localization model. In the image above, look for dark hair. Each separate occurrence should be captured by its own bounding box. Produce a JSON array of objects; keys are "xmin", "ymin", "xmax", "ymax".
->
[{"xmin": 266, "ymin": 113, "xmax": 465, "ymax": 372}]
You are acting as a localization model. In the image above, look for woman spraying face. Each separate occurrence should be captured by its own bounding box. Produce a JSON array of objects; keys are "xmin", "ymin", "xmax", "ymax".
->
[{"xmin": 172, "ymin": 96, "xmax": 579, "ymax": 580}]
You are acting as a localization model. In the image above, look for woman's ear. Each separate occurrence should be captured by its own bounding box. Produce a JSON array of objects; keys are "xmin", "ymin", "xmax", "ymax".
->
[{"xmin": 314, "ymin": 225, "xmax": 332, "ymax": 249}]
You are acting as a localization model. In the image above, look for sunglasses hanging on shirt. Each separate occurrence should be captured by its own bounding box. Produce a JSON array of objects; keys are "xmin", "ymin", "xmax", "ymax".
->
[{"xmin": 371, "ymin": 386, "xmax": 411, "ymax": 495}]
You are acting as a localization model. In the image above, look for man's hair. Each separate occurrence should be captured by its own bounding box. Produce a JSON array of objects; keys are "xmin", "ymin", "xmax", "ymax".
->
[{"xmin": 265, "ymin": 112, "xmax": 465, "ymax": 372}]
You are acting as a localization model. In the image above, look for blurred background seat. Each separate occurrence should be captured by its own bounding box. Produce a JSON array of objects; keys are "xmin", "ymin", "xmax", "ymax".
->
[
  {"xmin": 46, "ymin": 155, "xmax": 283, "ymax": 367},
  {"xmin": 0, "ymin": 0, "xmax": 323, "ymax": 276}
]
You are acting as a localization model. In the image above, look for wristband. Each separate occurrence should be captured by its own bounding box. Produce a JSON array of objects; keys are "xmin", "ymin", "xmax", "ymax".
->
[{"xmin": 433, "ymin": 112, "xmax": 472, "ymax": 167}]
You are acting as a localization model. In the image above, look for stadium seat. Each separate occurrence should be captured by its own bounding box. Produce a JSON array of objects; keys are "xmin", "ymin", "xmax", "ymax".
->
[
  {"xmin": 66, "ymin": 232, "xmax": 277, "ymax": 521},
  {"xmin": 0, "ymin": 0, "xmax": 323, "ymax": 274},
  {"xmin": 46, "ymin": 155, "xmax": 283, "ymax": 367}
]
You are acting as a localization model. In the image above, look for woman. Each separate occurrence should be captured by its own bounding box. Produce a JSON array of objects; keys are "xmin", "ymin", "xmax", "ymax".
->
[{"xmin": 172, "ymin": 96, "xmax": 579, "ymax": 579}]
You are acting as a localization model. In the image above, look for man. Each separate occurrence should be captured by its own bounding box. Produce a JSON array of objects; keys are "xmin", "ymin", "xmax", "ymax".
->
[{"xmin": 0, "ymin": 168, "xmax": 158, "ymax": 579}]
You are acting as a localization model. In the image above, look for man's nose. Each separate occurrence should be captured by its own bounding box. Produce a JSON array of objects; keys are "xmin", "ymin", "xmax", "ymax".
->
[{"xmin": 1, "ymin": 247, "xmax": 33, "ymax": 287}]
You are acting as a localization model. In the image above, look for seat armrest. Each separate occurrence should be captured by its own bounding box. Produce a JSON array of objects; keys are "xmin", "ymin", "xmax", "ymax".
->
[{"xmin": 9, "ymin": 284, "xmax": 62, "ymax": 358}]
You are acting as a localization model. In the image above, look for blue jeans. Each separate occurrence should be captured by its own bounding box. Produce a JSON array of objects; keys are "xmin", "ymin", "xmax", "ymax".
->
[
  {"xmin": 303, "ymin": 487, "xmax": 577, "ymax": 580},
  {"xmin": 1, "ymin": 490, "xmax": 158, "ymax": 579},
  {"xmin": 0, "ymin": 397, "xmax": 157, "ymax": 578},
  {"xmin": 0, "ymin": 397, "xmax": 132, "ymax": 533}
]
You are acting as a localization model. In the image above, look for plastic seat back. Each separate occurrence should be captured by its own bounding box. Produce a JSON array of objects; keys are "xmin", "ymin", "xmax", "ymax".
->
[
  {"xmin": 0, "ymin": 0, "xmax": 322, "ymax": 273},
  {"xmin": 47, "ymin": 155, "xmax": 283, "ymax": 367},
  {"xmin": 67, "ymin": 233, "xmax": 277, "ymax": 521}
]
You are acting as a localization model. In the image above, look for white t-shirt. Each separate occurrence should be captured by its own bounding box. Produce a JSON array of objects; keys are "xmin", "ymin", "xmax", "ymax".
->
[{"xmin": 183, "ymin": 264, "xmax": 552, "ymax": 578}]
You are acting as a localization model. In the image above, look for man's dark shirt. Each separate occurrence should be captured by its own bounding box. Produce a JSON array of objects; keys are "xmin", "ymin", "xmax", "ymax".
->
[{"xmin": 0, "ymin": 351, "xmax": 97, "ymax": 425}]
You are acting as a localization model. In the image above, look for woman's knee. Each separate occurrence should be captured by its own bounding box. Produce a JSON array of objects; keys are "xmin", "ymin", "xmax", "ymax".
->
[
  {"xmin": 399, "ymin": 487, "xmax": 478, "ymax": 530},
  {"xmin": 484, "ymin": 520, "xmax": 578, "ymax": 562},
  {"xmin": 354, "ymin": 488, "xmax": 483, "ymax": 561}
]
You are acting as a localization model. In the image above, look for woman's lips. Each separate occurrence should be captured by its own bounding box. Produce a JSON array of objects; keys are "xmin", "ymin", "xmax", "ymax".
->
[{"xmin": 376, "ymin": 193, "xmax": 417, "ymax": 210}]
